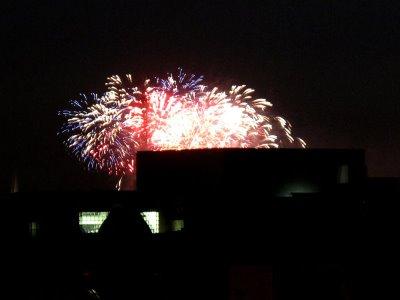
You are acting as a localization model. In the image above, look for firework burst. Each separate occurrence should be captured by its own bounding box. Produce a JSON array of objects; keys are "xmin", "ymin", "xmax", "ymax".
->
[
  {"xmin": 153, "ymin": 68, "xmax": 204, "ymax": 95},
  {"xmin": 59, "ymin": 70, "xmax": 306, "ymax": 179},
  {"xmin": 59, "ymin": 75, "xmax": 143, "ymax": 175}
]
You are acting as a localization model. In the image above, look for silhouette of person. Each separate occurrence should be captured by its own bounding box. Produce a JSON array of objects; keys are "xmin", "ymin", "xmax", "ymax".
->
[
  {"xmin": 96, "ymin": 204, "xmax": 154, "ymax": 300},
  {"xmin": 99, "ymin": 204, "xmax": 152, "ymax": 240}
]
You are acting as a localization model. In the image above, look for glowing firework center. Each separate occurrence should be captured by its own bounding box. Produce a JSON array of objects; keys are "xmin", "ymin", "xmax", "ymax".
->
[{"xmin": 59, "ymin": 69, "xmax": 305, "ymax": 188}]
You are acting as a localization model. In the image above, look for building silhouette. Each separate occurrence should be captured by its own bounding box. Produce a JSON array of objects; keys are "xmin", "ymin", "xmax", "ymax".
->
[{"xmin": 3, "ymin": 149, "xmax": 398, "ymax": 300}]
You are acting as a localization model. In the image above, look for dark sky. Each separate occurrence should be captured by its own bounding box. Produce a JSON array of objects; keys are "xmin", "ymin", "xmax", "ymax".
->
[{"xmin": 2, "ymin": 0, "xmax": 400, "ymax": 191}]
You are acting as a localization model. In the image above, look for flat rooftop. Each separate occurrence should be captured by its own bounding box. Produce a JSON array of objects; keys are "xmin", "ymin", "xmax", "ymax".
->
[{"xmin": 136, "ymin": 148, "xmax": 367, "ymax": 195}]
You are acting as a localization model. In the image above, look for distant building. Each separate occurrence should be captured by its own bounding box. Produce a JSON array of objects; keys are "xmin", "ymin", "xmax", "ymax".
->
[
  {"xmin": 137, "ymin": 148, "xmax": 367, "ymax": 195},
  {"xmin": 3, "ymin": 149, "xmax": 397, "ymax": 300}
]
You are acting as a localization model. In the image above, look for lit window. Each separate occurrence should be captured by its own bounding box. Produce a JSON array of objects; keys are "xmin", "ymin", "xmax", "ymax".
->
[
  {"xmin": 29, "ymin": 222, "xmax": 38, "ymax": 238},
  {"xmin": 79, "ymin": 212, "xmax": 109, "ymax": 233},
  {"xmin": 338, "ymin": 165, "xmax": 349, "ymax": 184},
  {"xmin": 140, "ymin": 211, "xmax": 159, "ymax": 234},
  {"xmin": 172, "ymin": 219, "xmax": 184, "ymax": 231},
  {"xmin": 277, "ymin": 181, "xmax": 318, "ymax": 197}
]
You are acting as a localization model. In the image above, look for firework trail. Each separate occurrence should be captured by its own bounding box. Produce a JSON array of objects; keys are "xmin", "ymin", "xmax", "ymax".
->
[
  {"xmin": 59, "ymin": 75, "xmax": 142, "ymax": 175},
  {"xmin": 59, "ymin": 70, "xmax": 306, "ymax": 179},
  {"xmin": 153, "ymin": 68, "xmax": 204, "ymax": 95}
]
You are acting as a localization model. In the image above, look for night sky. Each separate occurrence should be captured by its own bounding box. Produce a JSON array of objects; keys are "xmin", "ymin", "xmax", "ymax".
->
[{"xmin": 2, "ymin": 1, "xmax": 400, "ymax": 191}]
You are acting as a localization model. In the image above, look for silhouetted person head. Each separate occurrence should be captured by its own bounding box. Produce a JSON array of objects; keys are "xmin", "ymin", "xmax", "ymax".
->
[
  {"xmin": 98, "ymin": 204, "xmax": 152, "ymax": 241},
  {"xmin": 96, "ymin": 204, "xmax": 155, "ymax": 300}
]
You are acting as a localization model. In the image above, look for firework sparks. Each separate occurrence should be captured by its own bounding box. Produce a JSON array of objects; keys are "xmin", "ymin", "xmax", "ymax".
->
[
  {"xmin": 59, "ymin": 75, "xmax": 142, "ymax": 175},
  {"xmin": 59, "ymin": 70, "xmax": 306, "ymax": 178},
  {"xmin": 154, "ymin": 68, "xmax": 204, "ymax": 95}
]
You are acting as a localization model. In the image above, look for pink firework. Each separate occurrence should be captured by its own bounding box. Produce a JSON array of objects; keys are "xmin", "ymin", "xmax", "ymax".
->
[{"xmin": 60, "ymin": 71, "xmax": 306, "ymax": 179}]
